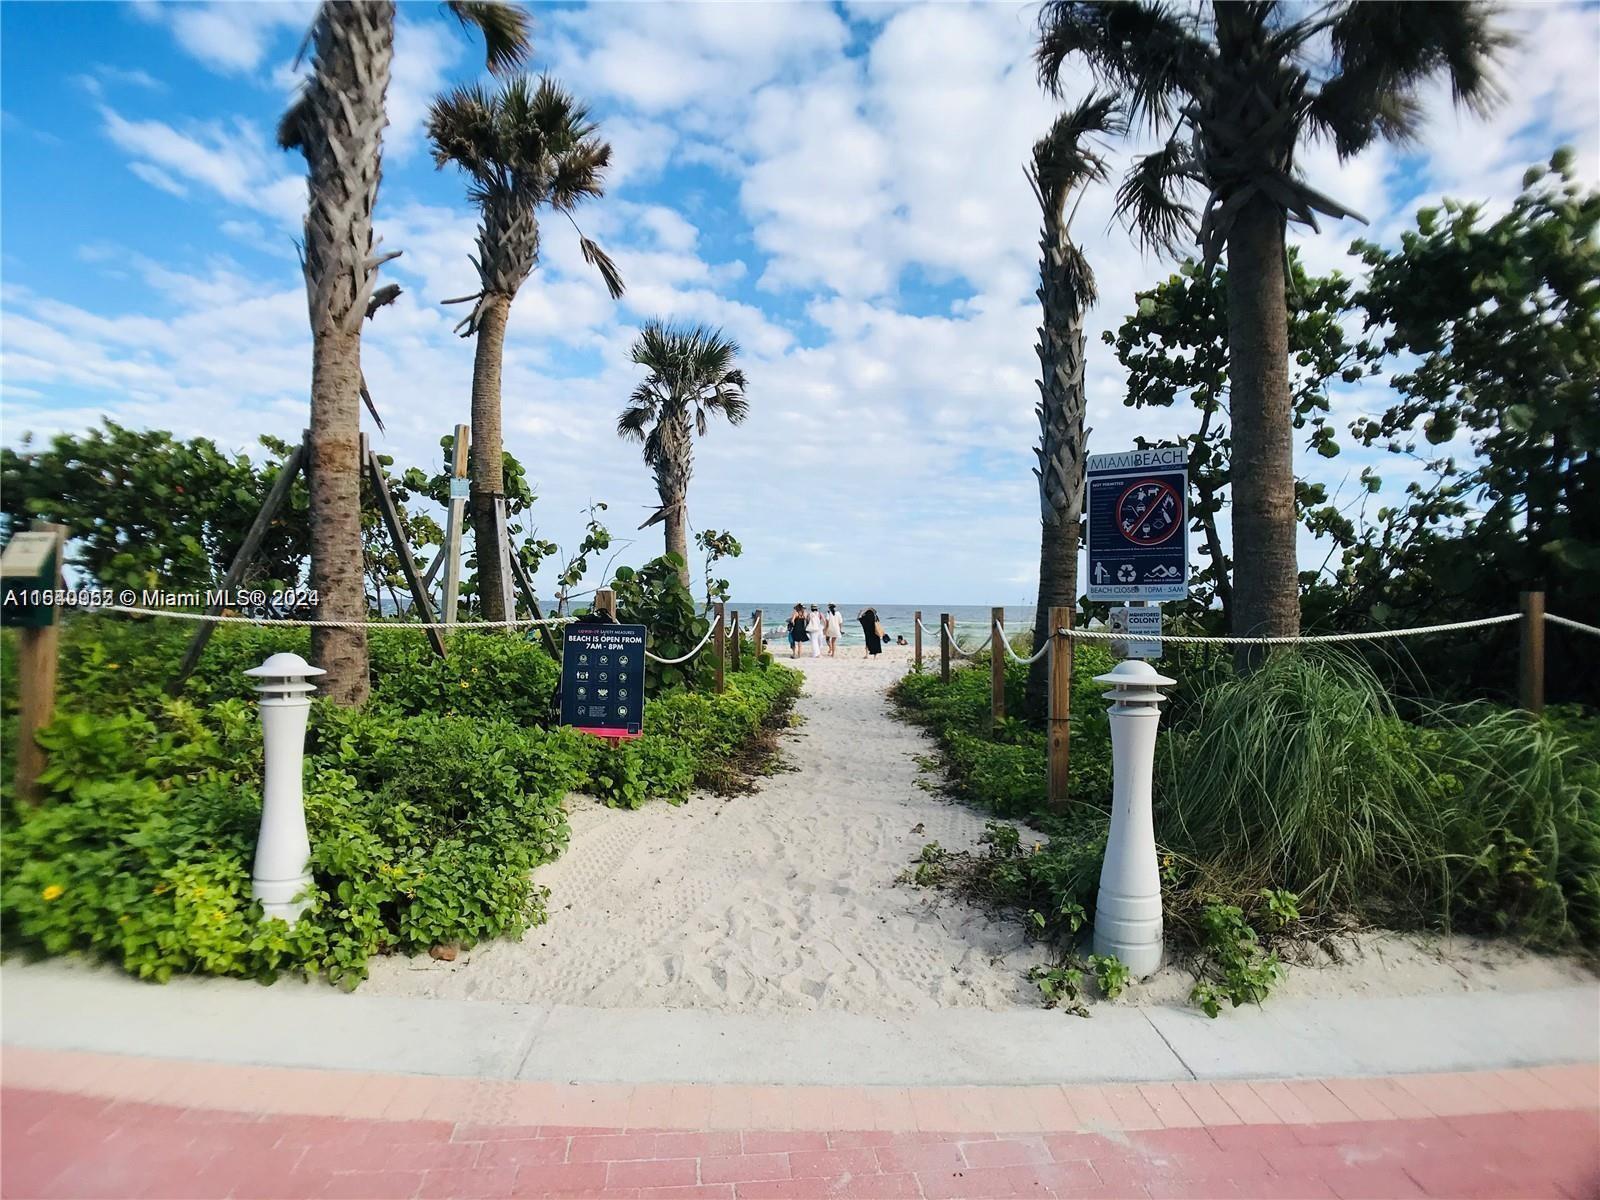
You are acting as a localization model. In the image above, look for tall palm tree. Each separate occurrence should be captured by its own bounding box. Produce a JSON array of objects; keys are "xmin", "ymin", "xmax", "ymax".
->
[
  {"xmin": 279, "ymin": 0, "xmax": 530, "ymax": 704},
  {"xmin": 427, "ymin": 76, "xmax": 624, "ymax": 623},
  {"xmin": 617, "ymin": 322, "xmax": 749, "ymax": 588},
  {"xmin": 1035, "ymin": 0, "xmax": 1509, "ymax": 663},
  {"xmin": 1024, "ymin": 94, "xmax": 1122, "ymax": 719}
]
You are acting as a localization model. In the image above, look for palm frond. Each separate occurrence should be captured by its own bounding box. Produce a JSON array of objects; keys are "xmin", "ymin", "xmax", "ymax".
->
[
  {"xmin": 1114, "ymin": 139, "xmax": 1200, "ymax": 256},
  {"xmin": 1311, "ymin": 0, "xmax": 1512, "ymax": 156},
  {"xmin": 427, "ymin": 82, "xmax": 499, "ymax": 177},
  {"xmin": 277, "ymin": 89, "xmax": 311, "ymax": 152},
  {"xmin": 578, "ymin": 234, "xmax": 625, "ymax": 300},
  {"xmin": 1035, "ymin": 0, "xmax": 1208, "ymax": 128},
  {"xmin": 1030, "ymin": 91, "xmax": 1123, "ymax": 222},
  {"xmin": 443, "ymin": 0, "xmax": 533, "ymax": 75}
]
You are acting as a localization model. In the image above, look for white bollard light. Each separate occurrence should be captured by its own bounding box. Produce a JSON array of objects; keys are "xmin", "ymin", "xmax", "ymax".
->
[
  {"xmin": 1092, "ymin": 659, "xmax": 1175, "ymax": 978},
  {"xmin": 243, "ymin": 652, "xmax": 325, "ymax": 924}
]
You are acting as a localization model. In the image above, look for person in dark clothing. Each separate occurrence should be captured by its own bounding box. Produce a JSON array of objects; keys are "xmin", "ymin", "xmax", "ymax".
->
[
  {"xmin": 857, "ymin": 606, "xmax": 883, "ymax": 657},
  {"xmin": 787, "ymin": 603, "xmax": 809, "ymax": 659}
]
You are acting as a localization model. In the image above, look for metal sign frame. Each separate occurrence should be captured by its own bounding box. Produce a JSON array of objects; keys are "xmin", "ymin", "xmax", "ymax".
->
[{"xmin": 1086, "ymin": 446, "xmax": 1190, "ymax": 602}]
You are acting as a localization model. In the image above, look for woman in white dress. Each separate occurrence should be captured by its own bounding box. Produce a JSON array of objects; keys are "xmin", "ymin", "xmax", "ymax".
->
[
  {"xmin": 806, "ymin": 604, "xmax": 824, "ymax": 657},
  {"xmin": 824, "ymin": 603, "xmax": 843, "ymax": 657}
]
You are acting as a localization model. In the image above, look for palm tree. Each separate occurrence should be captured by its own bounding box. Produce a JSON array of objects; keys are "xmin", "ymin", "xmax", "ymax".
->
[
  {"xmin": 278, "ymin": 0, "xmax": 530, "ymax": 704},
  {"xmin": 617, "ymin": 322, "xmax": 749, "ymax": 588},
  {"xmin": 1035, "ymin": 0, "xmax": 1508, "ymax": 662},
  {"xmin": 1023, "ymin": 94, "xmax": 1122, "ymax": 720},
  {"xmin": 427, "ymin": 76, "xmax": 624, "ymax": 623}
]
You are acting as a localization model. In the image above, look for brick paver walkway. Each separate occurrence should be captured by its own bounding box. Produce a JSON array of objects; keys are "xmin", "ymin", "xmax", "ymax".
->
[{"xmin": 2, "ymin": 1050, "xmax": 1595, "ymax": 1199}]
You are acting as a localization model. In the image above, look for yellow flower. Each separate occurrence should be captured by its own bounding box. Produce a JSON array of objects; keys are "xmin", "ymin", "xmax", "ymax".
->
[
  {"xmin": 41, "ymin": 885, "xmax": 65, "ymax": 902},
  {"xmin": 459, "ymin": 681, "xmax": 470, "ymax": 689},
  {"xmin": 107, "ymin": 663, "xmax": 121, "ymax": 670}
]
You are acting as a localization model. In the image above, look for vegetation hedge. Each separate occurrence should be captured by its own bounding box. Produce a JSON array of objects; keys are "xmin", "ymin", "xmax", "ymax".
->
[
  {"xmin": 894, "ymin": 647, "xmax": 1600, "ymax": 952},
  {"xmin": 1, "ymin": 619, "xmax": 800, "ymax": 987}
]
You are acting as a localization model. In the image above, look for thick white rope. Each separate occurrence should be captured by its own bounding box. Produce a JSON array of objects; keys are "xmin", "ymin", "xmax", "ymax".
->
[
  {"xmin": 1054, "ymin": 612, "xmax": 1520, "ymax": 646},
  {"xmin": 1546, "ymin": 613, "xmax": 1600, "ymax": 638},
  {"xmin": 101, "ymin": 604, "xmax": 575, "ymax": 631},
  {"xmin": 996, "ymin": 619, "xmax": 1053, "ymax": 664},
  {"xmin": 644, "ymin": 613, "xmax": 722, "ymax": 664},
  {"xmin": 949, "ymin": 628, "xmax": 992, "ymax": 656}
]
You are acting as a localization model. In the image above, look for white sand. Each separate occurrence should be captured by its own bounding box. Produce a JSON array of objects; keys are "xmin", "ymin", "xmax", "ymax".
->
[{"xmin": 365, "ymin": 647, "xmax": 1592, "ymax": 1011}]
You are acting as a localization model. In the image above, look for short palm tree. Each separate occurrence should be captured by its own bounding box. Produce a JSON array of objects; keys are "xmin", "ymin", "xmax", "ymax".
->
[
  {"xmin": 617, "ymin": 322, "xmax": 749, "ymax": 588},
  {"xmin": 427, "ymin": 75, "xmax": 624, "ymax": 622},
  {"xmin": 1024, "ymin": 93, "xmax": 1122, "ymax": 720},
  {"xmin": 279, "ymin": 0, "xmax": 530, "ymax": 704},
  {"xmin": 1035, "ymin": 0, "xmax": 1509, "ymax": 660}
]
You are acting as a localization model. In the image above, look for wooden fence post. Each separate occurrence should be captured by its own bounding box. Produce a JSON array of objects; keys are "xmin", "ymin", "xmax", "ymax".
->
[
  {"xmin": 730, "ymin": 610, "xmax": 742, "ymax": 673},
  {"xmin": 991, "ymin": 607, "xmax": 1005, "ymax": 726},
  {"xmin": 752, "ymin": 610, "xmax": 763, "ymax": 657},
  {"xmin": 1048, "ymin": 606, "xmax": 1073, "ymax": 809},
  {"xmin": 1521, "ymin": 590, "xmax": 1545, "ymax": 715},
  {"xmin": 940, "ymin": 612, "xmax": 952, "ymax": 684},
  {"xmin": 442, "ymin": 424, "xmax": 470, "ymax": 628},
  {"xmin": 594, "ymin": 587, "xmax": 617, "ymax": 621},
  {"xmin": 13, "ymin": 521, "xmax": 67, "ymax": 806},
  {"xmin": 714, "ymin": 602, "xmax": 726, "ymax": 694},
  {"xmin": 913, "ymin": 610, "xmax": 923, "ymax": 671}
]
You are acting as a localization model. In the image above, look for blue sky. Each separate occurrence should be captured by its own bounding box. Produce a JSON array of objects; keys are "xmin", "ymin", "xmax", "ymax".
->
[{"xmin": 2, "ymin": 1, "xmax": 1597, "ymax": 606}]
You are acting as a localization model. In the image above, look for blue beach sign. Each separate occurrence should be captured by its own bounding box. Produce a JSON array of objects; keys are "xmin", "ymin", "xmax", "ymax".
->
[{"xmin": 1086, "ymin": 446, "xmax": 1190, "ymax": 602}]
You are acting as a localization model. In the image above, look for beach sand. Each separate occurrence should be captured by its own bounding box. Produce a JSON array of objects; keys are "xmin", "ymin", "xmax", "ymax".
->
[{"xmin": 365, "ymin": 646, "xmax": 1591, "ymax": 1011}]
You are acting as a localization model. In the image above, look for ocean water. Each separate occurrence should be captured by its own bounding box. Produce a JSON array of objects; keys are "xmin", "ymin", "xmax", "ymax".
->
[{"xmin": 729, "ymin": 603, "xmax": 1039, "ymax": 648}]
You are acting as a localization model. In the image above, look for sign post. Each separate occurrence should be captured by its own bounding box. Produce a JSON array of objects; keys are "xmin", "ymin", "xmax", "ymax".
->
[{"xmin": 560, "ymin": 623, "xmax": 647, "ymax": 740}]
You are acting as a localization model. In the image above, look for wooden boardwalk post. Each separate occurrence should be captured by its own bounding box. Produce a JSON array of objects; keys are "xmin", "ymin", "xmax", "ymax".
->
[
  {"xmin": 1048, "ymin": 605, "xmax": 1073, "ymax": 808},
  {"xmin": 1521, "ymin": 590, "xmax": 1545, "ymax": 715},
  {"xmin": 714, "ymin": 602, "xmax": 727, "ymax": 694},
  {"xmin": 730, "ymin": 610, "xmax": 742, "ymax": 673},
  {"xmin": 991, "ymin": 607, "xmax": 1006, "ymax": 725},
  {"xmin": 940, "ymin": 613, "xmax": 952, "ymax": 684},
  {"xmin": 442, "ymin": 424, "xmax": 470, "ymax": 629},
  {"xmin": 913, "ymin": 610, "xmax": 923, "ymax": 671},
  {"xmin": 594, "ymin": 587, "xmax": 617, "ymax": 621},
  {"xmin": 13, "ymin": 522, "xmax": 66, "ymax": 805},
  {"xmin": 752, "ymin": 610, "xmax": 763, "ymax": 657}
]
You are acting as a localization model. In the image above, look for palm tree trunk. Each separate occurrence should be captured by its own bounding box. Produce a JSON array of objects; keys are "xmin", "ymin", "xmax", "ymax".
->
[
  {"xmin": 469, "ymin": 294, "xmax": 511, "ymax": 622},
  {"xmin": 1026, "ymin": 221, "xmax": 1089, "ymax": 719},
  {"xmin": 1225, "ymin": 194, "xmax": 1300, "ymax": 666},
  {"xmin": 308, "ymin": 325, "xmax": 370, "ymax": 705},
  {"xmin": 663, "ymin": 495, "xmax": 690, "ymax": 588}
]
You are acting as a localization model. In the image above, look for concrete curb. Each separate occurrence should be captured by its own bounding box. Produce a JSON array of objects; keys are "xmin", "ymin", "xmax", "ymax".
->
[{"xmin": 4, "ymin": 961, "xmax": 1595, "ymax": 1087}]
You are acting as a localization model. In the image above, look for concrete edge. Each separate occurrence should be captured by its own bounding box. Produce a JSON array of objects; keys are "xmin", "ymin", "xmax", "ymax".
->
[{"xmin": 3, "ymin": 960, "xmax": 1596, "ymax": 1087}]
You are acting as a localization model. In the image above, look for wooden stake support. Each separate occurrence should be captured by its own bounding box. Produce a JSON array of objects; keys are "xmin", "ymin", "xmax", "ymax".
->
[
  {"xmin": 507, "ymin": 551, "xmax": 561, "ymax": 660},
  {"xmin": 940, "ymin": 612, "xmax": 952, "ymax": 684},
  {"xmin": 1521, "ymin": 589, "xmax": 1545, "ymax": 715},
  {"xmin": 1047, "ymin": 605, "xmax": 1073, "ymax": 809},
  {"xmin": 991, "ymin": 606, "xmax": 1006, "ymax": 726},
  {"xmin": 362, "ymin": 435, "xmax": 446, "ymax": 659},
  {"xmin": 913, "ymin": 610, "xmax": 923, "ymax": 671},
  {"xmin": 714, "ymin": 602, "xmax": 727, "ymax": 694},
  {"xmin": 13, "ymin": 521, "xmax": 66, "ymax": 805},
  {"xmin": 171, "ymin": 435, "xmax": 308, "ymax": 691},
  {"xmin": 442, "ymin": 424, "xmax": 470, "ymax": 629}
]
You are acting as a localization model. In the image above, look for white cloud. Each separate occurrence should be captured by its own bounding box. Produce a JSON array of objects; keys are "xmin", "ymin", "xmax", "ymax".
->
[
  {"xmin": 127, "ymin": 161, "xmax": 188, "ymax": 197},
  {"xmin": 158, "ymin": 2, "xmax": 313, "ymax": 77},
  {"xmin": 99, "ymin": 106, "xmax": 304, "ymax": 227}
]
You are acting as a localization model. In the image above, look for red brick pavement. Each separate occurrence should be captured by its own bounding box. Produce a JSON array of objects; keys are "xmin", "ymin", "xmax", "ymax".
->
[{"xmin": 1, "ymin": 1050, "xmax": 1595, "ymax": 1199}]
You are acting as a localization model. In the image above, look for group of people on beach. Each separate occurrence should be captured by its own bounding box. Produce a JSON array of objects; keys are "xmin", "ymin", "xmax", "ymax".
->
[{"xmin": 783, "ymin": 604, "xmax": 904, "ymax": 659}]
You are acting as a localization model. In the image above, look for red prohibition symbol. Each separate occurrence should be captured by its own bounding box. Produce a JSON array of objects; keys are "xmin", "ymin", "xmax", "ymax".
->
[{"xmin": 1116, "ymin": 479, "xmax": 1181, "ymax": 546}]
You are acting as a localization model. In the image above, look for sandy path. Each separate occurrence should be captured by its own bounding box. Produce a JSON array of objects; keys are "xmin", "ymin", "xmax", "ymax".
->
[{"xmin": 365, "ymin": 647, "xmax": 1051, "ymax": 1012}]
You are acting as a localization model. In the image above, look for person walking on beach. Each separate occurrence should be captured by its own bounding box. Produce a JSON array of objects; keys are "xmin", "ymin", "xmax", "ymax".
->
[
  {"xmin": 806, "ymin": 604, "xmax": 824, "ymax": 657},
  {"xmin": 787, "ymin": 603, "xmax": 809, "ymax": 659},
  {"xmin": 857, "ymin": 606, "xmax": 884, "ymax": 657},
  {"xmin": 824, "ymin": 603, "xmax": 843, "ymax": 657}
]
